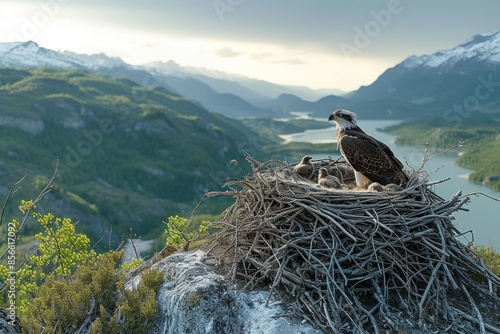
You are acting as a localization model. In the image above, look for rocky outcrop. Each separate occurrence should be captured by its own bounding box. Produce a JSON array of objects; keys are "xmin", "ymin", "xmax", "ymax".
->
[
  {"xmin": 33, "ymin": 98, "xmax": 89, "ymax": 130},
  {"xmin": 0, "ymin": 308, "xmax": 21, "ymax": 334},
  {"xmin": 483, "ymin": 174, "xmax": 500, "ymax": 187},
  {"xmin": 127, "ymin": 251, "xmax": 322, "ymax": 334},
  {"xmin": 0, "ymin": 114, "xmax": 45, "ymax": 135}
]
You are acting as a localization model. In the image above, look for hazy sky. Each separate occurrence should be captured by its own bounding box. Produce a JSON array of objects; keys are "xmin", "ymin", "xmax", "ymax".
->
[{"xmin": 1, "ymin": 0, "xmax": 499, "ymax": 91}]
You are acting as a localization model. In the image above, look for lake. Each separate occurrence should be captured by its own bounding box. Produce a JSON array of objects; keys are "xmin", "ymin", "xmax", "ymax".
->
[{"xmin": 280, "ymin": 116, "xmax": 500, "ymax": 250}]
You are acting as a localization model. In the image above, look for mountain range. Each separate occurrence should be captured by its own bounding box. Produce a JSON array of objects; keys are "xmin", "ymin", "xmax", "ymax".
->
[
  {"xmin": 290, "ymin": 31, "xmax": 500, "ymax": 118},
  {"xmin": 0, "ymin": 41, "xmax": 344, "ymax": 118},
  {"xmin": 2, "ymin": 31, "xmax": 500, "ymax": 119},
  {"xmin": 353, "ymin": 30, "xmax": 500, "ymax": 116}
]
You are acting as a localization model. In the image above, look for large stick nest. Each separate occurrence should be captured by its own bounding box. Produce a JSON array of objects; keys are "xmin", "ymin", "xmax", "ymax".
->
[{"xmin": 206, "ymin": 155, "xmax": 500, "ymax": 333}]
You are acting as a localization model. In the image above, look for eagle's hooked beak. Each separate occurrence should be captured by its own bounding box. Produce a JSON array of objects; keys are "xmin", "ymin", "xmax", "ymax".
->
[{"xmin": 328, "ymin": 113, "xmax": 336, "ymax": 122}]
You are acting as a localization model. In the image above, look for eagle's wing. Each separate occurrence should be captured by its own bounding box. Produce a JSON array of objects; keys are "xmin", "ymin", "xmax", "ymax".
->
[
  {"xmin": 340, "ymin": 131, "xmax": 407, "ymax": 185},
  {"xmin": 367, "ymin": 135, "xmax": 404, "ymax": 170}
]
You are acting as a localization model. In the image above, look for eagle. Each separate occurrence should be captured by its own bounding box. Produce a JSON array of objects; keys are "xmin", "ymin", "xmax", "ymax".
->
[{"xmin": 328, "ymin": 109, "xmax": 408, "ymax": 188}]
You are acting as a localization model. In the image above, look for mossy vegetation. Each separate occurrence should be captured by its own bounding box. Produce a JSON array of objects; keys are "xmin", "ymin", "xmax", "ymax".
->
[{"xmin": 473, "ymin": 246, "xmax": 500, "ymax": 276}]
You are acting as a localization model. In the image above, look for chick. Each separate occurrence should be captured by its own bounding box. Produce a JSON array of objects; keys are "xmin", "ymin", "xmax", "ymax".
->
[
  {"xmin": 294, "ymin": 155, "xmax": 314, "ymax": 179},
  {"xmin": 367, "ymin": 182, "xmax": 384, "ymax": 192},
  {"xmin": 383, "ymin": 183, "xmax": 403, "ymax": 192},
  {"xmin": 318, "ymin": 167, "xmax": 342, "ymax": 189},
  {"xmin": 327, "ymin": 164, "xmax": 355, "ymax": 183}
]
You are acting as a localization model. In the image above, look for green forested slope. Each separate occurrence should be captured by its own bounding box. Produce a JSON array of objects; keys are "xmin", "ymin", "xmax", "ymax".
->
[
  {"xmin": 384, "ymin": 117, "xmax": 500, "ymax": 190},
  {"xmin": 0, "ymin": 67, "xmax": 269, "ymax": 243}
]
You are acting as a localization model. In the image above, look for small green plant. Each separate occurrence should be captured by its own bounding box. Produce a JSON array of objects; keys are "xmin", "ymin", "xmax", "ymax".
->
[
  {"xmin": 0, "ymin": 200, "xmax": 96, "ymax": 312},
  {"xmin": 120, "ymin": 257, "xmax": 144, "ymax": 273},
  {"xmin": 115, "ymin": 269, "xmax": 164, "ymax": 333},
  {"xmin": 163, "ymin": 215, "xmax": 209, "ymax": 251}
]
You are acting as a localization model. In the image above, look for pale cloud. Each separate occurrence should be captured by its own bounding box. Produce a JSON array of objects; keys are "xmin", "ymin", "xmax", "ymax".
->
[
  {"xmin": 251, "ymin": 52, "xmax": 306, "ymax": 65},
  {"xmin": 215, "ymin": 47, "xmax": 244, "ymax": 58}
]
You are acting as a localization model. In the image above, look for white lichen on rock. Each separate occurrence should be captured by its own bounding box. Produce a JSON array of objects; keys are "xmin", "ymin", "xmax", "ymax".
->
[{"xmin": 142, "ymin": 251, "xmax": 322, "ymax": 334}]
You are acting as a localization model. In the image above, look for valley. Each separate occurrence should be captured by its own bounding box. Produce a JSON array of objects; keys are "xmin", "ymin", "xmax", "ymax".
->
[
  {"xmin": 0, "ymin": 68, "xmax": 268, "ymax": 249},
  {"xmin": 0, "ymin": 30, "xmax": 499, "ymax": 253},
  {"xmin": 0, "ymin": 67, "xmax": 337, "ymax": 253},
  {"xmin": 384, "ymin": 118, "xmax": 500, "ymax": 191},
  {"xmin": 2, "ymin": 3, "xmax": 500, "ymax": 332}
]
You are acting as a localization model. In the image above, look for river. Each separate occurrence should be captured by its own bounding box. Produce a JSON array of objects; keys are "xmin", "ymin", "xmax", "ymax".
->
[{"xmin": 280, "ymin": 116, "xmax": 500, "ymax": 250}]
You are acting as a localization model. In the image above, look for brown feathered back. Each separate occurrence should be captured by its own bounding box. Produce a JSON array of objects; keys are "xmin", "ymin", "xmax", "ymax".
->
[{"xmin": 339, "ymin": 127, "xmax": 408, "ymax": 186}]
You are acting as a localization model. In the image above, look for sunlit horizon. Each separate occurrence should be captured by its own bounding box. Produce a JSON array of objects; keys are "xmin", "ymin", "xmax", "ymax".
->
[{"xmin": 1, "ymin": 1, "xmax": 499, "ymax": 92}]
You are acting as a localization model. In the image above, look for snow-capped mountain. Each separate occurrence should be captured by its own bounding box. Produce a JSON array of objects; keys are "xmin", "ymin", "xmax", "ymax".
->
[
  {"xmin": 4, "ymin": 30, "xmax": 499, "ymax": 118},
  {"xmin": 402, "ymin": 31, "xmax": 500, "ymax": 69},
  {"xmin": 142, "ymin": 60, "xmax": 185, "ymax": 75},
  {"xmin": 0, "ymin": 41, "xmax": 85, "ymax": 68},
  {"xmin": 62, "ymin": 51, "xmax": 129, "ymax": 70},
  {"xmin": 0, "ymin": 41, "xmax": 342, "ymax": 117},
  {"xmin": 0, "ymin": 41, "xmax": 134, "ymax": 70},
  {"xmin": 353, "ymin": 30, "xmax": 500, "ymax": 114},
  {"xmin": 0, "ymin": 41, "xmax": 275, "ymax": 117}
]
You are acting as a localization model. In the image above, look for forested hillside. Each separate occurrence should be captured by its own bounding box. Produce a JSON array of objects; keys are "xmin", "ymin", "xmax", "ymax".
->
[
  {"xmin": 0, "ymin": 67, "xmax": 269, "ymax": 244},
  {"xmin": 384, "ymin": 117, "xmax": 500, "ymax": 190}
]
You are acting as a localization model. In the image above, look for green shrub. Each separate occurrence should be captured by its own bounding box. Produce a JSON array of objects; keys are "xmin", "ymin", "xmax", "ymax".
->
[
  {"xmin": 0, "ymin": 197, "xmax": 164, "ymax": 333},
  {"xmin": 21, "ymin": 251, "xmax": 122, "ymax": 333},
  {"xmin": 116, "ymin": 269, "xmax": 164, "ymax": 333},
  {"xmin": 22, "ymin": 251, "xmax": 164, "ymax": 334},
  {"xmin": 0, "ymin": 200, "xmax": 96, "ymax": 312},
  {"xmin": 164, "ymin": 215, "xmax": 209, "ymax": 251}
]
